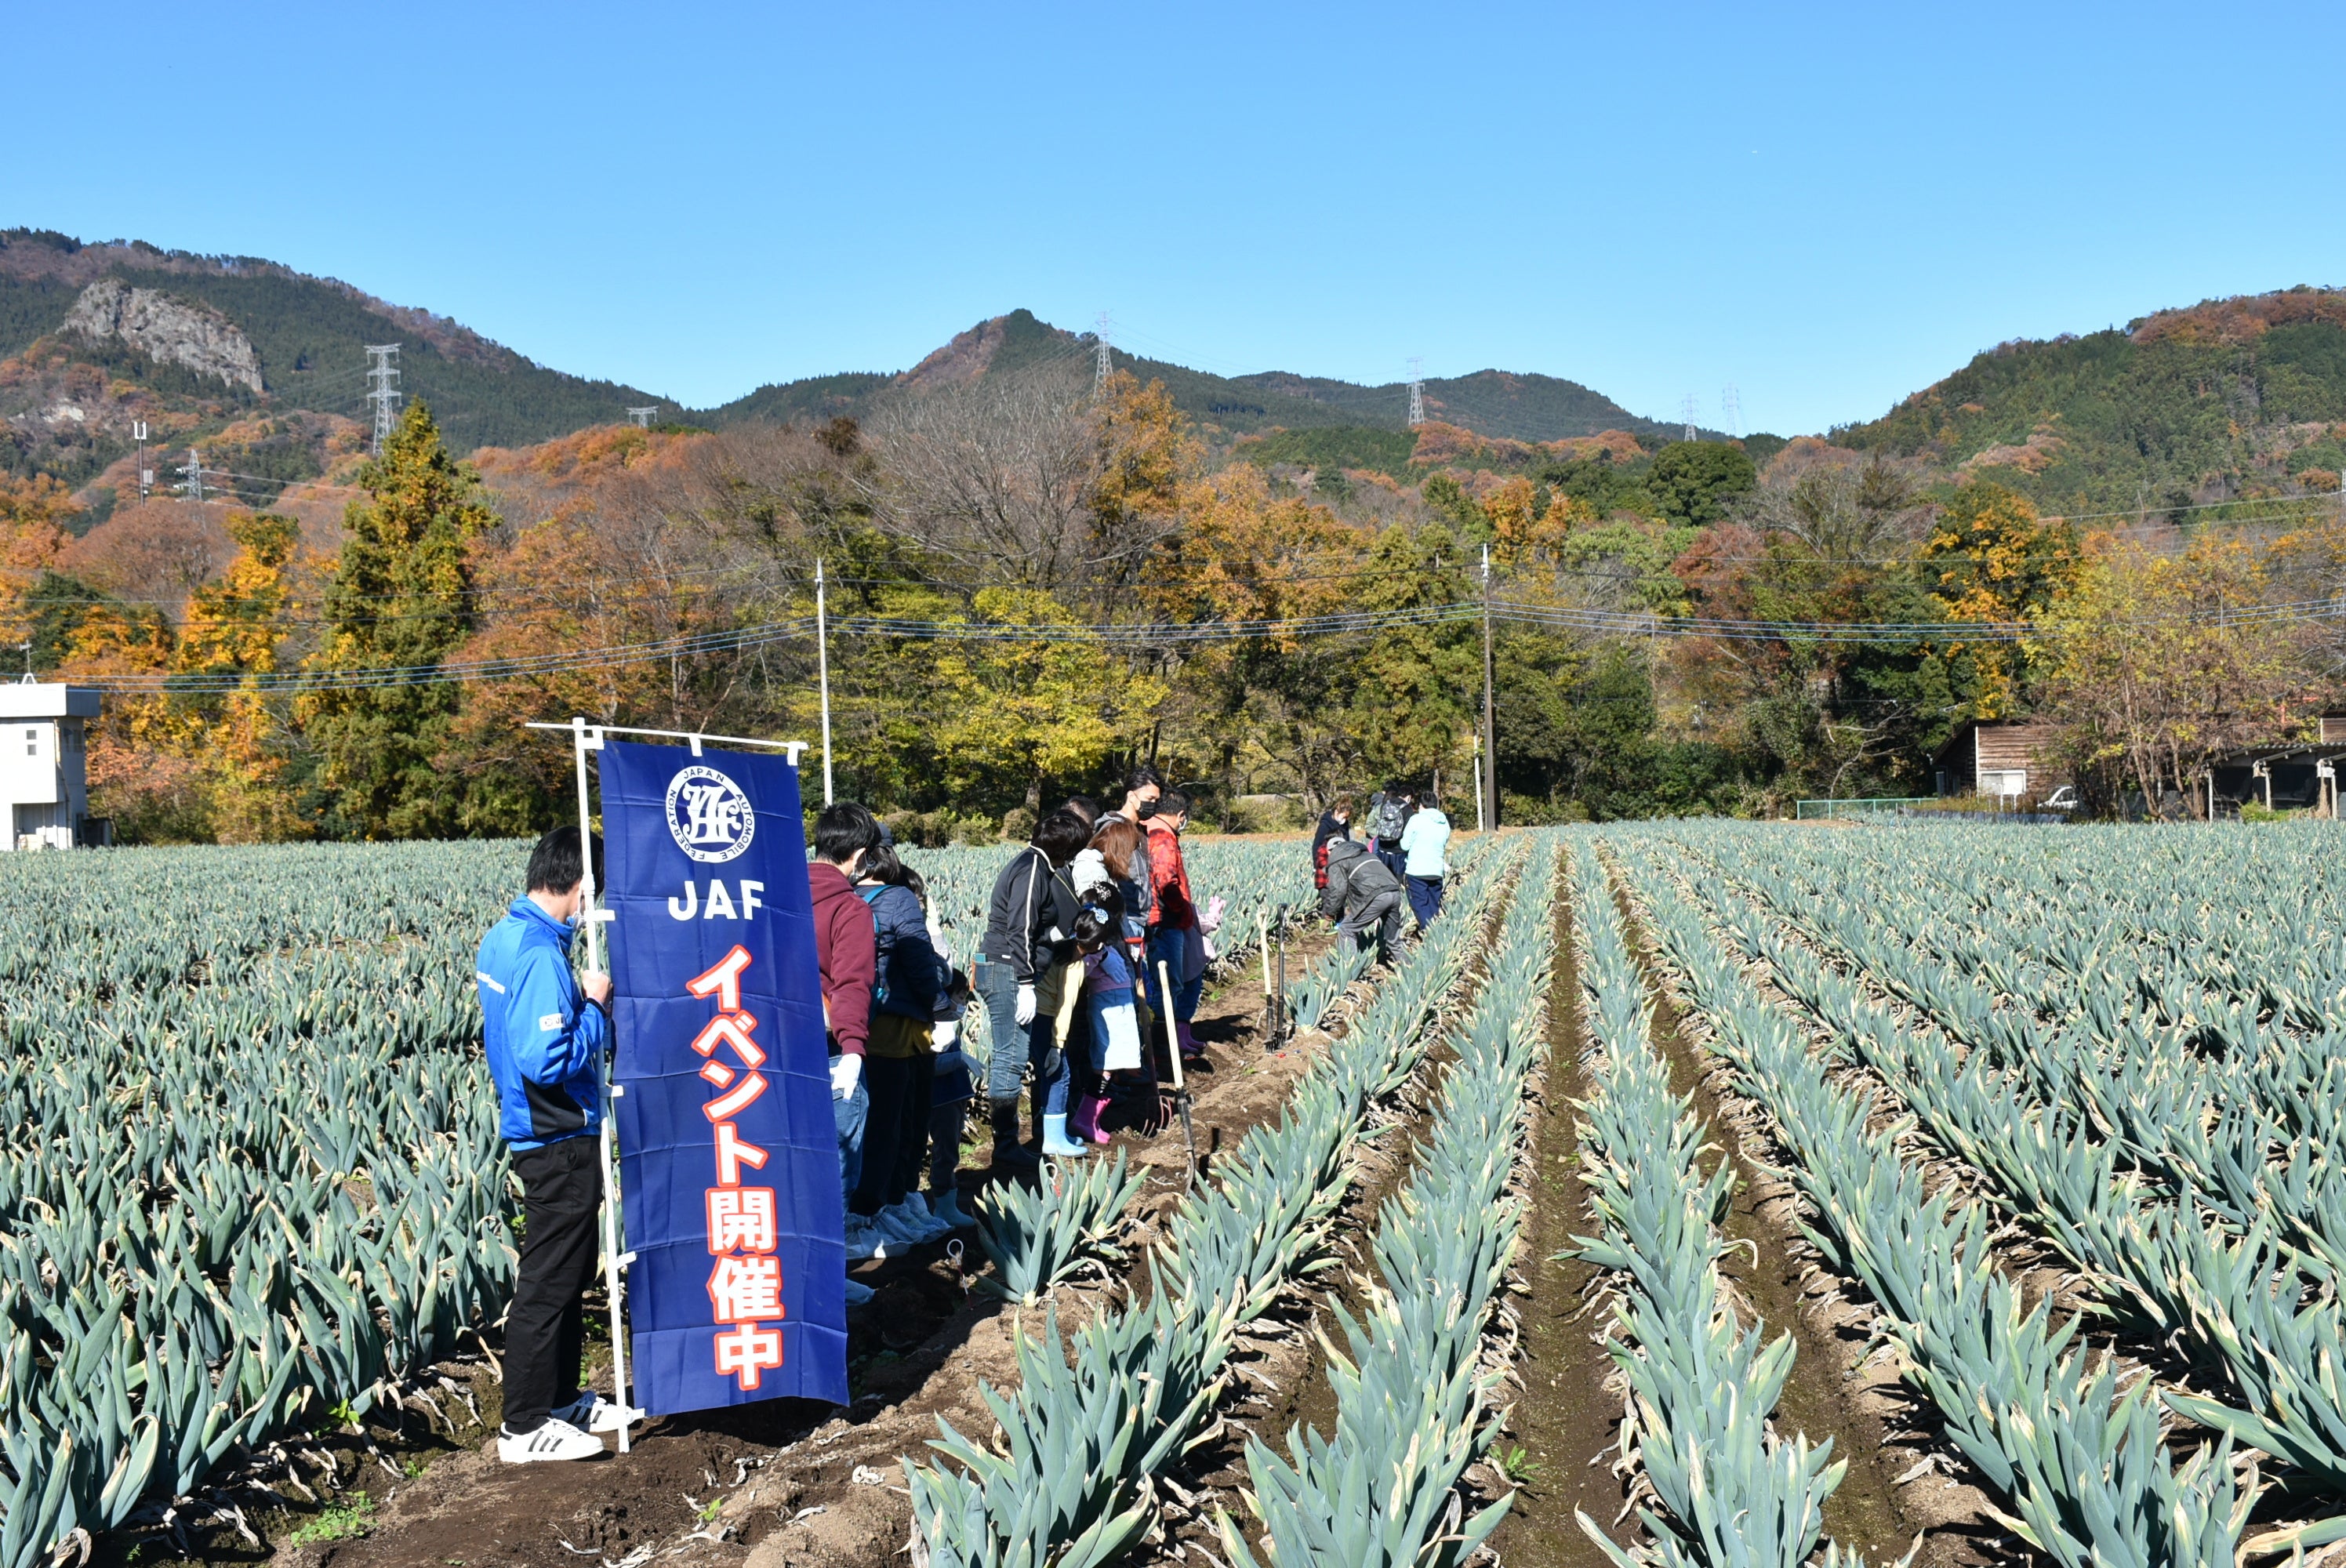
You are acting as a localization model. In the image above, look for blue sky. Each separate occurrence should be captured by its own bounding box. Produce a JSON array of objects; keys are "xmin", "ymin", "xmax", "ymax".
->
[{"xmin": 9, "ymin": 2, "xmax": 2341, "ymax": 435}]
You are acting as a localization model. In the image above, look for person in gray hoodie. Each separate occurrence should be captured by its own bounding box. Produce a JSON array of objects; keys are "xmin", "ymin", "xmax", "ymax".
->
[{"xmin": 1318, "ymin": 829, "xmax": 1406, "ymax": 964}]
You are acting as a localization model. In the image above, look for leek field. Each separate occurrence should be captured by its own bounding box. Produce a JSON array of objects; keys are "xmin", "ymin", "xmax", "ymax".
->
[{"xmin": 7, "ymin": 822, "xmax": 2345, "ymax": 1568}]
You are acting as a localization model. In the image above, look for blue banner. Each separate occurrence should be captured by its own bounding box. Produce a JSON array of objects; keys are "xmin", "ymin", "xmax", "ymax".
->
[{"xmin": 600, "ymin": 739, "xmax": 848, "ymax": 1413}]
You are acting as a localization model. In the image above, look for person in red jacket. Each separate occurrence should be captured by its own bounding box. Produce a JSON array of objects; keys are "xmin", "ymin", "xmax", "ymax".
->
[
  {"xmin": 808, "ymin": 802, "xmax": 881, "ymax": 1304},
  {"xmin": 1143, "ymin": 790, "xmax": 1205, "ymax": 1062}
]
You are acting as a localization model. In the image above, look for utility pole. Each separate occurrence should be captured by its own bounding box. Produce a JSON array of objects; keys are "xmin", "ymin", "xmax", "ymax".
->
[
  {"xmin": 176, "ymin": 448, "xmax": 203, "ymax": 503},
  {"xmin": 1095, "ymin": 313, "xmax": 1113, "ymax": 393},
  {"xmin": 1480, "ymin": 544, "xmax": 1498, "ymax": 830},
  {"xmin": 1407, "ymin": 358, "xmax": 1425, "ymax": 427},
  {"xmin": 1721, "ymin": 385, "xmax": 1741, "ymax": 439},
  {"xmin": 133, "ymin": 420, "xmax": 150, "ymax": 498},
  {"xmin": 815, "ymin": 559, "xmax": 834, "ymax": 807},
  {"xmin": 365, "ymin": 344, "xmax": 401, "ymax": 456},
  {"xmin": 1681, "ymin": 394, "xmax": 1699, "ymax": 442},
  {"xmin": 626, "ymin": 405, "xmax": 658, "ymax": 428}
]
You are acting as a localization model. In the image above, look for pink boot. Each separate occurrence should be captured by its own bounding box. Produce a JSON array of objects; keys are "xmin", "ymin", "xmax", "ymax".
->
[{"xmin": 1069, "ymin": 1093, "xmax": 1109, "ymax": 1145}]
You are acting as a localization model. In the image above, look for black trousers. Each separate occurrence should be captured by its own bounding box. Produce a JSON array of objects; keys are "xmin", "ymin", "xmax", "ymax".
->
[
  {"xmin": 507, "ymin": 1135, "xmax": 604, "ymax": 1434},
  {"xmin": 852, "ymin": 1052, "xmax": 935, "ymax": 1214}
]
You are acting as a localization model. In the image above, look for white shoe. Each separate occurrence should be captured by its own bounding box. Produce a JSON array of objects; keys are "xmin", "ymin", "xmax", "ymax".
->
[
  {"xmin": 843, "ymin": 1277, "xmax": 875, "ymax": 1305},
  {"xmin": 551, "ymin": 1392, "xmax": 637, "ymax": 1435},
  {"xmin": 843, "ymin": 1214, "xmax": 888, "ymax": 1261},
  {"xmin": 499, "ymin": 1417, "xmax": 603, "ymax": 1463}
]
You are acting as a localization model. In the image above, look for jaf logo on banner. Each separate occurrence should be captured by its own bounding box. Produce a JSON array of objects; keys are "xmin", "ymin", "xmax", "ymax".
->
[
  {"xmin": 665, "ymin": 764, "xmax": 756, "ymax": 863},
  {"xmin": 600, "ymin": 739, "xmax": 847, "ymax": 1414}
]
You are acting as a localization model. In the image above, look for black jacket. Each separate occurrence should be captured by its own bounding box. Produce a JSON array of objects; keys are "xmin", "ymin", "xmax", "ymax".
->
[
  {"xmin": 982, "ymin": 846, "xmax": 1079, "ymax": 984},
  {"xmin": 1319, "ymin": 837, "xmax": 1402, "ymax": 922}
]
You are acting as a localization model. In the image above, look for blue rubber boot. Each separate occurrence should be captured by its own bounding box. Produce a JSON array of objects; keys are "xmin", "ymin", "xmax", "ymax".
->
[{"xmin": 1040, "ymin": 1113, "xmax": 1089, "ymax": 1158}]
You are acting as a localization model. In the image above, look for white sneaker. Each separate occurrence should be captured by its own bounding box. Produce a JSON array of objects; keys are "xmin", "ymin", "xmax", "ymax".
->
[
  {"xmin": 498, "ymin": 1417, "xmax": 603, "ymax": 1463},
  {"xmin": 551, "ymin": 1392, "xmax": 637, "ymax": 1435},
  {"xmin": 843, "ymin": 1214, "xmax": 888, "ymax": 1261},
  {"xmin": 844, "ymin": 1277, "xmax": 875, "ymax": 1305}
]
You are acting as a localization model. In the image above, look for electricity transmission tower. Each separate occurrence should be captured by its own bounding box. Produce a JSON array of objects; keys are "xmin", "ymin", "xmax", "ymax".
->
[
  {"xmin": 1095, "ymin": 313, "xmax": 1113, "ymax": 392},
  {"xmin": 1407, "ymin": 358, "xmax": 1425, "ymax": 427},
  {"xmin": 1681, "ymin": 394, "xmax": 1698, "ymax": 442},
  {"xmin": 174, "ymin": 448, "xmax": 210, "ymax": 503},
  {"xmin": 1722, "ymin": 384, "xmax": 1742, "ymax": 439},
  {"xmin": 365, "ymin": 344, "xmax": 401, "ymax": 455},
  {"xmin": 626, "ymin": 405, "xmax": 658, "ymax": 427}
]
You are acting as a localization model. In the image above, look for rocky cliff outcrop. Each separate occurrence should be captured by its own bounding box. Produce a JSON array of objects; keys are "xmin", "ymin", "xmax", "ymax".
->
[{"xmin": 60, "ymin": 278, "xmax": 264, "ymax": 393}]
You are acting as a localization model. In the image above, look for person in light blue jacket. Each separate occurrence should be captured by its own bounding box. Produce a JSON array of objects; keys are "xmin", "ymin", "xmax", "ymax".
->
[
  {"xmin": 1399, "ymin": 793, "xmax": 1452, "ymax": 930},
  {"xmin": 474, "ymin": 827, "xmax": 619, "ymax": 1464}
]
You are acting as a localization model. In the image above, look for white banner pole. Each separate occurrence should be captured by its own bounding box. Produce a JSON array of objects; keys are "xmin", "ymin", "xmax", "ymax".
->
[
  {"xmin": 572, "ymin": 715, "xmax": 634, "ymax": 1453},
  {"xmin": 816, "ymin": 560, "xmax": 835, "ymax": 807}
]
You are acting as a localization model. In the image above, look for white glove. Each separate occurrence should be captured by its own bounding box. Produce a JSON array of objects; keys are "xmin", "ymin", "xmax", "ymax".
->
[
  {"xmin": 829, "ymin": 1054, "xmax": 862, "ymax": 1100},
  {"xmin": 932, "ymin": 1020, "xmax": 958, "ymax": 1051},
  {"xmin": 1015, "ymin": 982, "xmax": 1037, "ymax": 1025}
]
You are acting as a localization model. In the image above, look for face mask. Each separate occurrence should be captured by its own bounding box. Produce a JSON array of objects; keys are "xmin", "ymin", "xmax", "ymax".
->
[{"xmin": 1136, "ymin": 801, "xmax": 1158, "ymax": 820}]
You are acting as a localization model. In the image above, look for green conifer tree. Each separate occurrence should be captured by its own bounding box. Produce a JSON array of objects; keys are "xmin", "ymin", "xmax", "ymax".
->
[{"xmin": 301, "ymin": 401, "xmax": 491, "ymax": 837}]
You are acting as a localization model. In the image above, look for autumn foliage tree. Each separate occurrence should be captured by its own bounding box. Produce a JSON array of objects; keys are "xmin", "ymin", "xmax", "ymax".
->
[
  {"xmin": 1919, "ymin": 481, "xmax": 2079, "ymax": 718},
  {"xmin": 2036, "ymin": 532, "xmax": 2313, "ymax": 817}
]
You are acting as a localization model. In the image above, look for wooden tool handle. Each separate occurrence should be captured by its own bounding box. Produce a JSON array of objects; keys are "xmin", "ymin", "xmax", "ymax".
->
[{"xmin": 1158, "ymin": 958, "xmax": 1185, "ymax": 1091}]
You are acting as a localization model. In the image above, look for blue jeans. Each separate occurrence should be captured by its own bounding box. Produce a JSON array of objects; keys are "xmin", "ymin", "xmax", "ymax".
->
[
  {"xmin": 831, "ymin": 1059, "xmax": 867, "ymax": 1209},
  {"xmin": 1146, "ymin": 929, "xmax": 1203, "ymax": 1023},
  {"xmin": 1407, "ymin": 874, "xmax": 1444, "ymax": 929},
  {"xmin": 977, "ymin": 960, "xmax": 1066, "ymax": 1110}
]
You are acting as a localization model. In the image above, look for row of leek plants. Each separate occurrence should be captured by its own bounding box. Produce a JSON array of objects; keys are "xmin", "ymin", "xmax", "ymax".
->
[
  {"xmin": 1612, "ymin": 838, "xmax": 2253, "ymax": 1568},
  {"xmin": 1680, "ymin": 832, "xmax": 2346, "ymax": 1538},
  {"xmin": 957, "ymin": 837, "xmax": 1502, "ymax": 1326},
  {"xmin": 1214, "ymin": 835, "xmax": 1560, "ymax": 1568},
  {"xmin": 1563, "ymin": 840, "xmax": 1873, "ymax": 1568},
  {"xmin": 902, "ymin": 840, "xmax": 1525, "ymax": 1568}
]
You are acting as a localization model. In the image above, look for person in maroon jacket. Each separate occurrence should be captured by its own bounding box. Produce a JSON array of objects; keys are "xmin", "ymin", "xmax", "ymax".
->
[{"xmin": 808, "ymin": 802, "xmax": 882, "ymax": 1303}]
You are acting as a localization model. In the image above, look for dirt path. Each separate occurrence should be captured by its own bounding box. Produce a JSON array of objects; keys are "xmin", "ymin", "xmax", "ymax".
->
[
  {"xmin": 282, "ymin": 930, "xmax": 1339, "ymax": 1568},
  {"xmin": 1487, "ymin": 871, "xmax": 1632, "ymax": 1568}
]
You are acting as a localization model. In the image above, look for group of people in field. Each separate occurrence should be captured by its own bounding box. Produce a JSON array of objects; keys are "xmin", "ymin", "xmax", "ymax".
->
[{"xmin": 467, "ymin": 767, "xmax": 1451, "ymax": 1461}]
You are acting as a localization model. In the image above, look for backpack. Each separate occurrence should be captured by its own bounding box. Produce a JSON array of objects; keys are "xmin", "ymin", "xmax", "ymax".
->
[
  {"xmin": 856, "ymin": 884, "xmax": 893, "ymax": 1010},
  {"xmin": 1370, "ymin": 795, "xmax": 1409, "ymax": 842}
]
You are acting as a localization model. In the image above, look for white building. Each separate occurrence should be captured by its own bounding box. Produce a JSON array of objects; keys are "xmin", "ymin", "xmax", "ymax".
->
[{"xmin": 1, "ymin": 682, "xmax": 102, "ymax": 851}]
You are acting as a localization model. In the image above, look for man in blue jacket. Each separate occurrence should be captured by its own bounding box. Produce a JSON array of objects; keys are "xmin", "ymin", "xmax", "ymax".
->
[{"xmin": 477, "ymin": 827, "xmax": 622, "ymax": 1463}]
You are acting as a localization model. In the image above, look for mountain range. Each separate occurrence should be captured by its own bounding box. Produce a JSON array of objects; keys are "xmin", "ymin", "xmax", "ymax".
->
[
  {"xmin": 7, "ymin": 224, "xmax": 2346, "ymax": 529},
  {"xmin": 0, "ymin": 230, "xmax": 1709, "ymax": 514}
]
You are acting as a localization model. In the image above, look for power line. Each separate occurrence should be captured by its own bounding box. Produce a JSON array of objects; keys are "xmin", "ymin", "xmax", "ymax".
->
[{"xmin": 70, "ymin": 591, "xmax": 2346, "ymax": 695}]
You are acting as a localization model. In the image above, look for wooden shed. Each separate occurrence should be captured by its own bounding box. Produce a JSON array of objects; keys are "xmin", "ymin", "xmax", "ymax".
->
[{"xmin": 1933, "ymin": 719, "xmax": 2066, "ymax": 799}]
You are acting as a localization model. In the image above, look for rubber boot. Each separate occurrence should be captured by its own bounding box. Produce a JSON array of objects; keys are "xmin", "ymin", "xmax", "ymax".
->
[
  {"xmin": 1175, "ymin": 1019, "xmax": 1204, "ymax": 1062},
  {"xmin": 928, "ymin": 1187, "xmax": 979, "ymax": 1229},
  {"xmin": 1069, "ymin": 1092, "xmax": 1108, "ymax": 1145},
  {"xmin": 989, "ymin": 1098, "xmax": 1038, "ymax": 1171},
  {"xmin": 1041, "ymin": 1113, "xmax": 1088, "ymax": 1158}
]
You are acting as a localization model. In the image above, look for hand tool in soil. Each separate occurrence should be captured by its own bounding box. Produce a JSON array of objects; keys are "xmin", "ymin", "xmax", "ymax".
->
[{"xmin": 1158, "ymin": 957, "xmax": 1198, "ymax": 1182}]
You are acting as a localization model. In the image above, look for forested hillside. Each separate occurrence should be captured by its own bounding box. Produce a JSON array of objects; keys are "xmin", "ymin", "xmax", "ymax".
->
[
  {"xmin": 0, "ymin": 230, "xmax": 668, "ymax": 482},
  {"xmin": 1836, "ymin": 287, "xmax": 2346, "ymax": 519},
  {"xmin": 701, "ymin": 307, "xmax": 1705, "ymax": 445}
]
